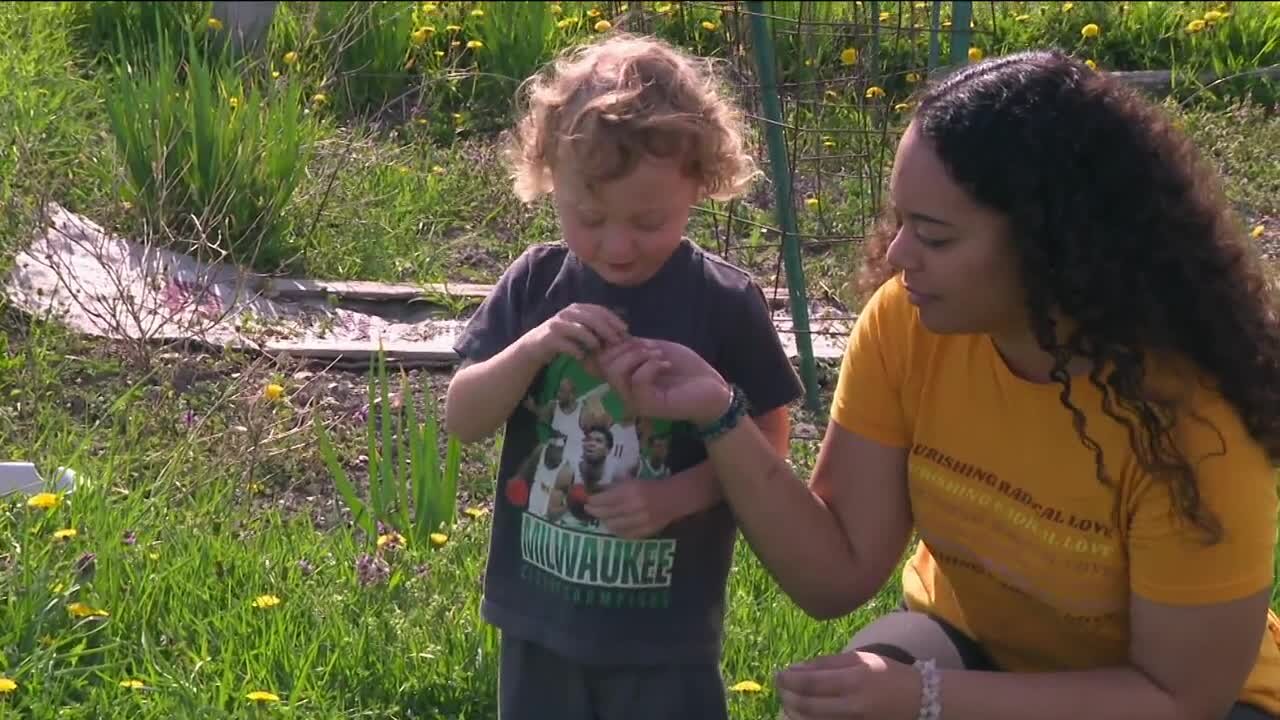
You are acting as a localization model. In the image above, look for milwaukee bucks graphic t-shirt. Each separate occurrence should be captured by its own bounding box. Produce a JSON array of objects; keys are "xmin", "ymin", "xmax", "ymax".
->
[{"xmin": 454, "ymin": 240, "xmax": 802, "ymax": 665}]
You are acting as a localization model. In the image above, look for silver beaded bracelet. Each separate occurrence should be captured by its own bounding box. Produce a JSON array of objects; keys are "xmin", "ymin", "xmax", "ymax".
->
[{"xmin": 912, "ymin": 658, "xmax": 942, "ymax": 720}]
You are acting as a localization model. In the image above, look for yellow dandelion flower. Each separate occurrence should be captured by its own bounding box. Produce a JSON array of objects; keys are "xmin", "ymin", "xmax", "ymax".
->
[
  {"xmin": 467, "ymin": 39, "xmax": 484, "ymax": 49},
  {"xmin": 446, "ymin": 24, "xmax": 462, "ymax": 32},
  {"xmin": 894, "ymin": 102, "xmax": 911, "ymax": 112},
  {"xmin": 283, "ymin": 50, "xmax": 299, "ymax": 66},
  {"xmin": 968, "ymin": 47, "xmax": 984, "ymax": 62},
  {"xmin": 411, "ymin": 27, "xmax": 431, "ymax": 45},
  {"xmin": 1015, "ymin": 14, "xmax": 1031, "ymax": 21},
  {"xmin": 594, "ymin": 19, "xmax": 612, "ymax": 32},
  {"xmin": 313, "ymin": 93, "xmax": 329, "ymax": 106},
  {"xmin": 264, "ymin": 383, "xmax": 284, "ymax": 401},
  {"xmin": 464, "ymin": 506, "xmax": 486, "ymax": 519},
  {"xmin": 864, "ymin": 85, "xmax": 885, "ymax": 99},
  {"xmin": 1085, "ymin": 59, "xmax": 1098, "ymax": 70},
  {"xmin": 840, "ymin": 47, "xmax": 858, "ymax": 65},
  {"xmin": 0, "ymin": 677, "xmax": 16, "ymax": 694},
  {"xmin": 431, "ymin": 165, "xmax": 446, "ymax": 176},
  {"xmin": 246, "ymin": 690, "xmax": 280, "ymax": 703},
  {"xmin": 557, "ymin": 18, "xmax": 575, "ymax": 29},
  {"xmin": 550, "ymin": 4, "xmax": 562, "ymax": 15},
  {"xmin": 435, "ymin": 50, "xmax": 445, "ymax": 57},
  {"xmin": 68, "ymin": 602, "xmax": 109, "ymax": 618},
  {"xmin": 730, "ymin": 679, "xmax": 763, "ymax": 693},
  {"xmin": 429, "ymin": 532, "xmax": 449, "ymax": 547},
  {"xmin": 1062, "ymin": 2, "xmax": 1074, "ymax": 11},
  {"xmin": 470, "ymin": 8, "xmax": 484, "ymax": 17},
  {"xmin": 53, "ymin": 528, "xmax": 77, "ymax": 540},
  {"xmin": 1252, "ymin": 225, "xmax": 1266, "ymax": 239},
  {"xmin": 656, "ymin": 2, "xmax": 673, "ymax": 13},
  {"xmin": 377, "ymin": 532, "xmax": 405, "ymax": 549},
  {"xmin": 1204, "ymin": 10, "xmax": 1230, "ymax": 22},
  {"xmin": 804, "ymin": 197, "xmax": 820, "ymax": 209},
  {"xmin": 701, "ymin": 20, "xmax": 717, "ymax": 31},
  {"xmin": 252, "ymin": 594, "xmax": 281, "ymax": 609},
  {"xmin": 1186, "ymin": 19, "xmax": 1206, "ymax": 33},
  {"xmin": 588, "ymin": 8, "xmax": 601, "ymax": 17},
  {"xmin": 823, "ymin": 139, "xmax": 836, "ymax": 148},
  {"xmin": 271, "ymin": 70, "xmax": 280, "ymax": 79},
  {"xmin": 148, "ymin": 551, "xmax": 160, "ymax": 561},
  {"xmin": 120, "ymin": 679, "xmax": 145, "ymax": 689},
  {"xmin": 27, "ymin": 492, "xmax": 61, "ymax": 510},
  {"xmin": 422, "ymin": 2, "xmax": 437, "ymax": 12},
  {"xmin": 228, "ymin": 96, "xmax": 240, "ymax": 110},
  {"xmin": 905, "ymin": 71, "xmax": 920, "ymax": 84},
  {"xmin": 1081, "ymin": 23, "xmax": 1099, "ymax": 39},
  {"xmin": 879, "ymin": 11, "xmax": 892, "ymax": 22},
  {"xmin": 206, "ymin": 17, "xmax": 223, "ymax": 31},
  {"xmin": 51, "ymin": 582, "xmax": 64, "ymax": 593}
]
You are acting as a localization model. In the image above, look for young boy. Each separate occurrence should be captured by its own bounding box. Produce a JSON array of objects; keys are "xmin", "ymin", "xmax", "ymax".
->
[{"xmin": 445, "ymin": 33, "xmax": 803, "ymax": 719}]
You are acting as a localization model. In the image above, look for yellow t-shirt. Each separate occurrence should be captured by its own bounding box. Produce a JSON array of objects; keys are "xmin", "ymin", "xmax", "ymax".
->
[{"xmin": 830, "ymin": 276, "xmax": 1280, "ymax": 712}]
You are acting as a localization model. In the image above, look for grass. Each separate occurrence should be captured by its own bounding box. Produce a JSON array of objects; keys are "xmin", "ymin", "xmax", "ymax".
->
[
  {"xmin": 1, "ymin": 0, "xmax": 1279, "ymax": 717},
  {"xmin": 0, "ymin": 317, "xmax": 859, "ymax": 717}
]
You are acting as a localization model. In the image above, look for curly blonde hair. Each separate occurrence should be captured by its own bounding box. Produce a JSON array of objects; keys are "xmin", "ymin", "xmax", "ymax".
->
[{"xmin": 506, "ymin": 33, "xmax": 758, "ymax": 203}]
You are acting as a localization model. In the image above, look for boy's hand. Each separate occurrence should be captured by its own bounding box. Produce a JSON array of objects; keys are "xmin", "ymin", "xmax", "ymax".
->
[
  {"xmin": 525, "ymin": 303, "xmax": 628, "ymax": 368},
  {"xmin": 585, "ymin": 477, "xmax": 674, "ymax": 539}
]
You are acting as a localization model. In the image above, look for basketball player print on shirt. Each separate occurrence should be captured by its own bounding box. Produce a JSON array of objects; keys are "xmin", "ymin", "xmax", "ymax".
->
[{"xmin": 508, "ymin": 355, "xmax": 674, "ymax": 535}]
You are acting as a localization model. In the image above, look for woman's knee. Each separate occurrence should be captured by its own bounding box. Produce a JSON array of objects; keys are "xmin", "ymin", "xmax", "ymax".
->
[{"xmin": 842, "ymin": 610, "xmax": 970, "ymax": 670}]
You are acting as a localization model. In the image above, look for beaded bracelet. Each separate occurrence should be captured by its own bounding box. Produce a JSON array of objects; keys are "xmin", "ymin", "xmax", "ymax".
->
[
  {"xmin": 695, "ymin": 384, "xmax": 748, "ymax": 442},
  {"xmin": 913, "ymin": 658, "xmax": 942, "ymax": 720}
]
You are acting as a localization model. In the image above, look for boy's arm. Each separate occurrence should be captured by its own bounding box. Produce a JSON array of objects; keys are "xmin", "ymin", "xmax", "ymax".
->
[
  {"xmin": 586, "ymin": 280, "xmax": 801, "ymax": 538},
  {"xmin": 586, "ymin": 406, "xmax": 790, "ymax": 538},
  {"xmin": 656, "ymin": 406, "xmax": 790, "ymax": 517},
  {"xmin": 653, "ymin": 277, "xmax": 804, "ymax": 519},
  {"xmin": 446, "ymin": 338, "xmax": 545, "ymax": 443}
]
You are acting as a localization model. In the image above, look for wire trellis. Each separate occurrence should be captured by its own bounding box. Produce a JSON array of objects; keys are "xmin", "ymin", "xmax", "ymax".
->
[{"xmin": 624, "ymin": 1, "xmax": 988, "ymax": 410}]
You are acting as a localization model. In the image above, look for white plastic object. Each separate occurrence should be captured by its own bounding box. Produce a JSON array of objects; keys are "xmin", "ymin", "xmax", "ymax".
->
[{"xmin": 0, "ymin": 462, "xmax": 78, "ymax": 498}]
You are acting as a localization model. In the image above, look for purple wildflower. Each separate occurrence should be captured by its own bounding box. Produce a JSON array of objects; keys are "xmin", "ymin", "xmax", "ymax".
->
[
  {"xmin": 75, "ymin": 552, "xmax": 97, "ymax": 579},
  {"xmin": 355, "ymin": 553, "xmax": 389, "ymax": 587}
]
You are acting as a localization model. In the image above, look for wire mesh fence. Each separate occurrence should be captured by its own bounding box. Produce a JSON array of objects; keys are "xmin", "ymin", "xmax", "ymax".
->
[
  {"xmin": 619, "ymin": 1, "xmax": 987, "ymax": 410},
  {"xmin": 91, "ymin": 0, "xmax": 1273, "ymax": 410}
]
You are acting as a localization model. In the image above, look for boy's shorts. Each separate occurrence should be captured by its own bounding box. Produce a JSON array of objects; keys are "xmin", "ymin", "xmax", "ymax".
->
[{"xmin": 499, "ymin": 632, "xmax": 729, "ymax": 720}]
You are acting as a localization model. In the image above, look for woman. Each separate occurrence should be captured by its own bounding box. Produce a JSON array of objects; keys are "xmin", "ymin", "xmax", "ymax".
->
[{"xmin": 595, "ymin": 50, "xmax": 1280, "ymax": 720}]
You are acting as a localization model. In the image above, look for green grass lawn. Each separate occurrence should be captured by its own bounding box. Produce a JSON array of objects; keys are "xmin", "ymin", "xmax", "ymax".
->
[{"xmin": 2, "ymin": 1, "xmax": 1279, "ymax": 717}]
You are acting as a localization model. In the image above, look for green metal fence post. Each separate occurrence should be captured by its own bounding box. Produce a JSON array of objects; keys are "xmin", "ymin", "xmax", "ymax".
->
[
  {"xmin": 746, "ymin": 1, "xmax": 820, "ymax": 412},
  {"xmin": 929, "ymin": 1, "xmax": 943, "ymax": 71},
  {"xmin": 949, "ymin": 1, "xmax": 973, "ymax": 66}
]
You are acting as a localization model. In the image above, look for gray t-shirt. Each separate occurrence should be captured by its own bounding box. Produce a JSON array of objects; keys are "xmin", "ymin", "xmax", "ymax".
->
[{"xmin": 453, "ymin": 239, "xmax": 803, "ymax": 666}]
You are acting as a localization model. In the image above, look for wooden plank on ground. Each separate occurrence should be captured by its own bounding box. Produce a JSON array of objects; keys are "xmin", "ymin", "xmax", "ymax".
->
[
  {"xmin": 263, "ymin": 313, "xmax": 853, "ymax": 367},
  {"xmin": 266, "ymin": 277, "xmax": 800, "ymax": 308},
  {"xmin": 266, "ymin": 278, "xmax": 493, "ymax": 302}
]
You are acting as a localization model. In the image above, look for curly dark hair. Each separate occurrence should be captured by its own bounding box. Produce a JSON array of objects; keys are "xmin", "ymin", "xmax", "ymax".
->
[{"xmin": 858, "ymin": 50, "xmax": 1280, "ymax": 542}]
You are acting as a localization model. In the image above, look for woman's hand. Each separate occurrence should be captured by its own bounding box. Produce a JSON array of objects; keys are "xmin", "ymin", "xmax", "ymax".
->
[
  {"xmin": 596, "ymin": 338, "xmax": 732, "ymax": 425},
  {"xmin": 777, "ymin": 651, "xmax": 922, "ymax": 720}
]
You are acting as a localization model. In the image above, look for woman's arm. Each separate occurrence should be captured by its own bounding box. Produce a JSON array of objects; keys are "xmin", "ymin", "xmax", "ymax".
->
[
  {"xmin": 700, "ymin": 412, "xmax": 915, "ymax": 619},
  {"xmin": 779, "ymin": 589, "xmax": 1271, "ymax": 720},
  {"xmin": 596, "ymin": 338, "xmax": 916, "ymax": 619}
]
